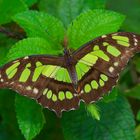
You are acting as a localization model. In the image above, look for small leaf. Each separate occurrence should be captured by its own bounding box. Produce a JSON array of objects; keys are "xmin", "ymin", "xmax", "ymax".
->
[
  {"xmin": 0, "ymin": 0, "xmax": 28, "ymax": 25},
  {"xmin": 13, "ymin": 10, "xmax": 65, "ymax": 50},
  {"xmin": 61, "ymin": 96, "xmax": 135, "ymax": 140},
  {"xmin": 6, "ymin": 37, "xmax": 61, "ymax": 63},
  {"xmin": 125, "ymin": 84, "xmax": 140, "ymax": 100},
  {"xmin": 67, "ymin": 9, "xmax": 125, "ymax": 49},
  {"xmin": 15, "ymin": 94, "xmax": 45, "ymax": 140},
  {"xmin": 86, "ymin": 104, "xmax": 100, "ymax": 120},
  {"xmin": 135, "ymin": 125, "xmax": 140, "ymax": 140}
]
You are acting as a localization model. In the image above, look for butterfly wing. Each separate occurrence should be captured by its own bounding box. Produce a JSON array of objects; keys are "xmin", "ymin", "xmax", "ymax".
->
[
  {"xmin": 73, "ymin": 32, "xmax": 140, "ymax": 103},
  {"xmin": 0, "ymin": 55, "xmax": 79, "ymax": 116}
]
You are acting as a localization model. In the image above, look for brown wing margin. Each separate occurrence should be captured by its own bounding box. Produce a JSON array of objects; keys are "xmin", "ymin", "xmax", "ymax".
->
[
  {"xmin": 0, "ymin": 55, "xmax": 79, "ymax": 116},
  {"xmin": 73, "ymin": 32, "xmax": 140, "ymax": 104}
]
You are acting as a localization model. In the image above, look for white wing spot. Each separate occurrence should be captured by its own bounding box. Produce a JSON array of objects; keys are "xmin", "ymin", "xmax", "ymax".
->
[
  {"xmin": 134, "ymin": 42, "xmax": 138, "ymax": 46},
  {"xmin": 33, "ymin": 88, "xmax": 39, "ymax": 94},
  {"xmin": 134, "ymin": 38, "xmax": 138, "ymax": 43},
  {"xmin": 0, "ymin": 79, "xmax": 4, "ymax": 82},
  {"xmin": 114, "ymin": 62, "xmax": 119, "ymax": 67},
  {"xmin": 102, "ymin": 35, "xmax": 107, "ymax": 38},
  {"xmin": 109, "ymin": 67, "xmax": 114, "ymax": 73},
  {"xmin": 24, "ymin": 56, "xmax": 29, "ymax": 60},
  {"xmin": 26, "ymin": 86, "xmax": 32, "ymax": 91}
]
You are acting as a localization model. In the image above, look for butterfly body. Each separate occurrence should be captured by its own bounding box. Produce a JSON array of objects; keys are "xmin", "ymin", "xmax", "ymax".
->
[
  {"xmin": 64, "ymin": 48, "xmax": 79, "ymax": 91},
  {"xmin": 0, "ymin": 32, "xmax": 140, "ymax": 116}
]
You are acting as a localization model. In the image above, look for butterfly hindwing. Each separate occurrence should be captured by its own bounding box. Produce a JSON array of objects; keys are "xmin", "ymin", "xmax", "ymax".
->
[
  {"xmin": 0, "ymin": 55, "xmax": 79, "ymax": 116},
  {"xmin": 74, "ymin": 32, "xmax": 140, "ymax": 103}
]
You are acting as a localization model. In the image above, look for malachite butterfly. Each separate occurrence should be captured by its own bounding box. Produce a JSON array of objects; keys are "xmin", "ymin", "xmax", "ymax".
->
[{"xmin": 0, "ymin": 32, "xmax": 139, "ymax": 116}]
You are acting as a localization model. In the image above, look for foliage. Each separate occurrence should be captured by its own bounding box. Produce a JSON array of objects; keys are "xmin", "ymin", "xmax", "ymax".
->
[
  {"xmin": 0, "ymin": 0, "xmax": 140, "ymax": 140},
  {"xmin": 61, "ymin": 96, "xmax": 135, "ymax": 140}
]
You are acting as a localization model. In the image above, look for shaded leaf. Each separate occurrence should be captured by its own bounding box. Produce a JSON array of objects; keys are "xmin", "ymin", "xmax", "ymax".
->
[
  {"xmin": 125, "ymin": 84, "xmax": 140, "ymax": 100},
  {"xmin": 61, "ymin": 96, "xmax": 135, "ymax": 140},
  {"xmin": 23, "ymin": 0, "xmax": 38, "ymax": 7},
  {"xmin": 107, "ymin": 0, "xmax": 140, "ymax": 33},
  {"xmin": 15, "ymin": 94, "xmax": 45, "ymax": 140},
  {"xmin": 0, "ymin": 0, "xmax": 27, "ymax": 25},
  {"xmin": 67, "ymin": 9, "xmax": 125, "ymax": 49},
  {"xmin": 0, "ymin": 90, "xmax": 24, "ymax": 140},
  {"xmin": 13, "ymin": 10, "xmax": 65, "ymax": 50},
  {"xmin": 0, "ymin": 33, "xmax": 16, "ymax": 66},
  {"xmin": 39, "ymin": 0, "xmax": 106, "ymax": 27}
]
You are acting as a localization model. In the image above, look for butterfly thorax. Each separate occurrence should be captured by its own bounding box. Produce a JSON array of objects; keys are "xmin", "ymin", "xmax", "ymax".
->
[{"xmin": 64, "ymin": 48, "xmax": 78, "ymax": 91}]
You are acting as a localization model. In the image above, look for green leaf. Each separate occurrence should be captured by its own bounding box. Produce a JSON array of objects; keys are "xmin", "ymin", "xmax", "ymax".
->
[
  {"xmin": 15, "ymin": 94, "xmax": 45, "ymax": 140},
  {"xmin": 67, "ymin": 9, "xmax": 125, "ymax": 49},
  {"xmin": 0, "ymin": 90, "xmax": 24, "ymax": 140},
  {"xmin": 125, "ymin": 84, "xmax": 140, "ymax": 100},
  {"xmin": 103, "ymin": 87, "xmax": 118, "ymax": 103},
  {"xmin": 13, "ymin": 10, "xmax": 65, "ymax": 50},
  {"xmin": 136, "ymin": 110, "xmax": 140, "ymax": 122},
  {"xmin": 61, "ymin": 96, "xmax": 135, "ymax": 140},
  {"xmin": 6, "ymin": 37, "xmax": 61, "ymax": 63},
  {"xmin": 107, "ymin": 0, "xmax": 140, "ymax": 33},
  {"xmin": 39, "ymin": 0, "xmax": 106, "ymax": 27},
  {"xmin": 0, "ymin": 0, "xmax": 28, "ymax": 25},
  {"xmin": 23, "ymin": 0, "xmax": 38, "ymax": 7}
]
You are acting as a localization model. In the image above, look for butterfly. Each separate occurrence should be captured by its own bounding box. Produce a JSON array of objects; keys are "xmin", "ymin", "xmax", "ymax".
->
[{"xmin": 0, "ymin": 32, "xmax": 139, "ymax": 116}]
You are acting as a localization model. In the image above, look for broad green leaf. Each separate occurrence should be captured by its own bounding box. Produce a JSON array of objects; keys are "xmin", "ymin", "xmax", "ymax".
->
[
  {"xmin": 125, "ymin": 84, "xmax": 140, "ymax": 100},
  {"xmin": 61, "ymin": 96, "xmax": 135, "ymax": 140},
  {"xmin": 39, "ymin": 0, "xmax": 106, "ymax": 27},
  {"xmin": 0, "ymin": 33, "xmax": 16, "ymax": 66},
  {"xmin": 0, "ymin": 0, "xmax": 28, "ymax": 25},
  {"xmin": 67, "ymin": 9, "xmax": 125, "ymax": 49},
  {"xmin": 6, "ymin": 37, "xmax": 61, "ymax": 63},
  {"xmin": 103, "ymin": 87, "xmax": 118, "ymax": 103},
  {"xmin": 23, "ymin": 0, "xmax": 38, "ymax": 7},
  {"xmin": 0, "ymin": 90, "xmax": 24, "ymax": 140},
  {"xmin": 13, "ymin": 10, "xmax": 65, "ymax": 50},
  {"xmin": 107, "ymin": 0, "xmax": 140, "ymax": 33},
  {"xmin": 15, "ymin": 94, "xmax": 45, "ymax": 140},
  {"xmin": 136, "ymin": 110, "xmax": 140, "ymax": 121}
]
